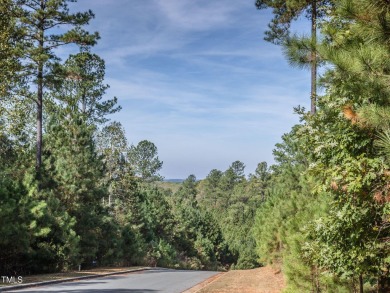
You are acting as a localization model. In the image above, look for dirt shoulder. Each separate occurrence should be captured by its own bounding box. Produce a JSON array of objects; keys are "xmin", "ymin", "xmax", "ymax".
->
[{"xmin": 187, "ymin": 266, "xmax": 285, "ymax": 293}]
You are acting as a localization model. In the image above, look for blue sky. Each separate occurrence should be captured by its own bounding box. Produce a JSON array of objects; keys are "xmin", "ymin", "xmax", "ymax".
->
[{"xmin": 70, "ymin": 0, "xmax": 311, "ymax": 179}]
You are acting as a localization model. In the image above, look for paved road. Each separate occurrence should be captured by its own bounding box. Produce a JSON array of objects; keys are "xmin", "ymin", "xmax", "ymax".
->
[{"xmin": 5, "ymin": 268, "xmax": 219, "ymax": 293}]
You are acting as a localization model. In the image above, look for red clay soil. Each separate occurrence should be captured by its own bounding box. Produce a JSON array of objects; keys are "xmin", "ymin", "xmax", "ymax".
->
[{"xmin": 186, "ymin": 266, "xmax": 285, "ymax": 293}]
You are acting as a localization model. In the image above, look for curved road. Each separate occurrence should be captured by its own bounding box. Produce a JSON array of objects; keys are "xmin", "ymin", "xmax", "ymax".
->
[{"xmin": 6, "ymin": 268, "xmax": 219, "ymax": 293}]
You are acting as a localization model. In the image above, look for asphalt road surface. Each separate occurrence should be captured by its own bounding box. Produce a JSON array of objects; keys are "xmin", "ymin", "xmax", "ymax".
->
[{"xmin": 5, "ymin": 268, "xmax": 219, "ymax": 293}]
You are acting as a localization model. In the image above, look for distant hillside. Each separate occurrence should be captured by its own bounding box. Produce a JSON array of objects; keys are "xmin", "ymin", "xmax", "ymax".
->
[
  {"xmin": 156, "ymin": 180, "xmax": 183, "ymax": 193},
  {"xmin": 164, "ymin": 179, "xmax": 185, "ymax": 183}
]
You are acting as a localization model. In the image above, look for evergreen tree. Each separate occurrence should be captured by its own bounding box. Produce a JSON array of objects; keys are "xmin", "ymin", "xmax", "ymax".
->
[
  {"xmin": 300, "ymin": 1, "xmax": 390, "ymax": 290},
  {"xmin": 13, "ymin": 0, "xmax": 99, "ymax": 170},
  {"xmin": 248, "ymin": 161, "xmax": 270, "ymax": 201},
  {"xmin": 199, "ymin": 169, "xmax": 223, "ymax": 209},
  {"xmin": 128, "ymin": 140, "xmax": 163, "ymax": 182},
  {"xmin": 255, "ymin": 0, "xmax": 331, "ymax": 114},
  {"xmin": 44, "ymin": 114, "xmax": 106, "ymax": 265},
  {"xmin": 51, "ymin": 51, "xmax": 120, "ymax": 126},
  {"xmin": 0, "ymin": 0, "xmax": 21, "ymax": 97},
  {"xmin": 170, "ymin": 175, "xmax": 226, "ymax": 270},
  {"xmin": 43, "ymin": 48, "xmax": 121, "ymax": 264},
  {"xmin": 95, "ymin": 122, "xmax": 134, "ymax": 208},
  {"xmin": 253, "ymin": 126, "xmax": 348, "ymax": 291}
]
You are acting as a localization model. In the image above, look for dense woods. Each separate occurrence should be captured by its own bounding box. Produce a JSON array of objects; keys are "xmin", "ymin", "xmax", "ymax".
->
[
  {"xmin": 254, "ymin": 0, "xmax": 390, "ymax": 292},
  {"xmin": 2, "ymin": 0, "xmax": 390, "ymax": 292}
]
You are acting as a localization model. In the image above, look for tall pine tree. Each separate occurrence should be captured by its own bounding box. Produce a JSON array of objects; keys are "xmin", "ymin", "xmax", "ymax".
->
[{"xmin": 13, "ymin": 0, "xmax": 99, "ymax": 171}]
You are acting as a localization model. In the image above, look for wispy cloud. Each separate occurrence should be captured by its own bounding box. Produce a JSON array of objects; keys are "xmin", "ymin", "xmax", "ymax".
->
[
  {"xmin": 156, "ymin": 0, "xmax": 236, "ymax": 31},
  {"xmin": 68, "ymin": 0, "xmax": 312, "ymax": 178}
]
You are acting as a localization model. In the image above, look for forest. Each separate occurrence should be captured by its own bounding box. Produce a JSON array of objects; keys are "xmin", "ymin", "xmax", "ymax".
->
[{"xmin": 1, "ymin": 0, "xmax": 390, "ymax": 292}]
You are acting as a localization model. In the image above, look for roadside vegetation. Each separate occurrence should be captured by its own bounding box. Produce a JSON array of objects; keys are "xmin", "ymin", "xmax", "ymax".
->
[
  {"xmin": 1, "ymin": 0, "xmax": 390, "ymax": 292},
  {"xmin": 254, "ymin": 0, "xmax": 390, "ymax": 292},
  {"xmin": 0, "ymin": 0, "xmax": 262, "ymax": 275}
]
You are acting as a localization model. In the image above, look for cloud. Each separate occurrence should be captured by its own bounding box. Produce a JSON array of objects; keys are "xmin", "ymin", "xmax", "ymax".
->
[
  {"xmin": 83, "ymin": 0, "xmax": 273, "ymax": 65},
  {"xmin": 156, "ymin": 0, "xmax": 236, "ymax": 31},
  {"xmin": 65, "ymin": 0, "xmax": 312, "ymax": 178}
]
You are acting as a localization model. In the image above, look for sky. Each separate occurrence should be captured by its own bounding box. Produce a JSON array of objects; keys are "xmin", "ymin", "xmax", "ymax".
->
[{"xmin": 68, "ymin": 0, "xmax": 311, "ymax": 179}]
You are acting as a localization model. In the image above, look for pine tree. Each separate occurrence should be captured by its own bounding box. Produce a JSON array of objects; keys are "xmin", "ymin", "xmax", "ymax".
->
[
  {"xmin": 13, "ymin": 0, "xmax": 99, "ymax": 171},
  {"xmin": 128, "ymin": 140, "xmax": 164, "ymax": 182},
  {"xmin": 44, "ymin": 113, "xmax": 107, "ymax": 265},
  {"xmin": 0, "ymin": 0, "xmax": 21, "ymax": 97},
  {"xmin": 199, "ymin": 169, "xmax": 223, "ymax": 209},
  {"xmin": 306, "ymin": 1, "xmax": 390, "ymax": 290},
  {"xmin": 51, "ymin": 50, "xmax": 120, "ymax": 126},
  {"xmin": 255, "ymin": 0, "xmax": 331, "ymax": 114},
  {"xmin": 96, "ymin": 122, "xmax": 132, "ymax": 207}
]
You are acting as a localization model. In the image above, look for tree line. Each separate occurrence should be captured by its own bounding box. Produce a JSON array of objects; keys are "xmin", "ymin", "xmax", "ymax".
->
[
  {"xmin": 0, "ymin": 0, "xmax": 265, "ymax": 274},
  {"xmin": 254, "ymin": 0, "xmax": 390, "ymax": 292}
]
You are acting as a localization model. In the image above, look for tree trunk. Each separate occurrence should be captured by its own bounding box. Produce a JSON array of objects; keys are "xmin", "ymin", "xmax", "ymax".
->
[
  {"xmin": 36, "ymin": 1, "xmax": 45, "ymax": 171},
  {"xmin": 359, "ymin": 274, "xmax": 363, "ymax": 293},
  {"xmin": 378, "ymin": 274, "xmax": 390, "ymax": 293},
  {"xmin": 36, "ymin": 82, "xmax": 42, "ymax": 170},
  {"xmin": 310, "ymin": 0, "xmax": 317, "ymax": 115},
  {"xmin": 82, "ymin": 91, "xmax": 86, "ymax": 113}
]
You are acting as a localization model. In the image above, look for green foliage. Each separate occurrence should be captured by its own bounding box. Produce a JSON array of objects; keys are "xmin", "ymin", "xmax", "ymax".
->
[
  {"xmin": 50, "ymin": 51, "xmax": 121, "ymax": 126},
  {"xmin": 256, "ymin": 0, "xmax": 332, "ymax": 114},
  {"xmin": 195, "ymin": 162, "xmax": 266, "ymax": 270},
  {"xmin": 253, "ymin": 1, "xmax": 390, "ymax": 291},
  {"xmin": 0, "ymin": 0, "xmax": 22, "ymax": 97},
  {"xmin": 308, "ymin": 198, "xmax": 384, "ymax": 278},
  {"xmin": 128, "ymin": 140, "xmax": 164, "ymax": 182},
  {"xmin": 9, "ymin": 0, "xmax": 100, "ymax": 169},
  {"xmin": 21, "ymin": 167, "xmax": 80, "ymax": 273},
  {"xmin": 0, "ymin": 172, "xmax": 35, "ymax": 273},
  {"xmin": 254, "ymin": 129, "xmax": 351, "ymax": 292}
]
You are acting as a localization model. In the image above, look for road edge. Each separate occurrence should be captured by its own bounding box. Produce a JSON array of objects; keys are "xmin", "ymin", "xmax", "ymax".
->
[
  {"xmin": 183, "ymin": 272, "xmax": 225, "ymax": 293},
  {"xmin": 0, "ymin": 267, "xmax": 152, "ymax": 292}
]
